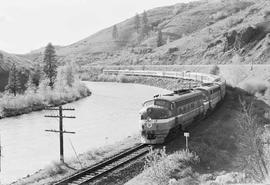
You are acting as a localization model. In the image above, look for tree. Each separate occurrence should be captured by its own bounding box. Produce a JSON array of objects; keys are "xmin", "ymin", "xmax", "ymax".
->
[
  {"xmin": 237, "ymin": 99, "xmax": 269, "ymax": 182},
  {"xmin": 43, "ymin": 43, "xmax": 57, "ymax": 89},
  {"xmin": 64, "ymin": 62, "xmax": 77, "ymax": 87},
  {"xmin": 112, "ymin": 25, "xmax": 119, "ymax": 40},
  {"xmin": 157, "ymin": 29, "xmax": 163, "ymax": 47},
  {"xmin": 27, "ymin": 64, "xmax": 42, "ymax": 92},
  {"xmin": 139, "ymin": 11, "xmax": 150, "ymax": 40},
  {"xmin": 5, "ymin": 64, "xmax": 21, "ymax": 96},
  {"xmin": 142, "ymin": 11, "xmax": 148, "ymax": 26},
  {"xmin": 0, "ymin": 53, "xmax": 3, "ymax": 63},
  {"xmin": 134, "ymin": 13, "xmax": 140, "ymax": 33},
  {"xmin": 55, "ymin": 62, "xmax": 78, "ymax": 91}
]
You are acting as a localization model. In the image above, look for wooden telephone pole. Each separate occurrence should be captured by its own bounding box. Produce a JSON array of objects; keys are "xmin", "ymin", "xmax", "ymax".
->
[{"xmin": 45, "ymin": 106, "xmax": 76, "ymax": 163}]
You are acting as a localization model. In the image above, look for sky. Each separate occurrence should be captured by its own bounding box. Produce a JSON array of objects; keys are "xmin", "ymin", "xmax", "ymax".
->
[{"xmin": 0, "ymin": 0, "xmax": 194, "ymax": 54}]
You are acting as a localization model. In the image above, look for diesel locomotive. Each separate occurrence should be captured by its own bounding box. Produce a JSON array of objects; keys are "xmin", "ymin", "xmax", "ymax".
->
[{"xmin": 139, "ymin": 80, "xmax": 226, "ymax": 144}]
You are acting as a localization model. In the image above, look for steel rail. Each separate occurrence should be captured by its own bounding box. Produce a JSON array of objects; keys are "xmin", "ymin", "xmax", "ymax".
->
[{"xmin": 54, "ymin": 144, "xmax": 150, "ymax": 185}]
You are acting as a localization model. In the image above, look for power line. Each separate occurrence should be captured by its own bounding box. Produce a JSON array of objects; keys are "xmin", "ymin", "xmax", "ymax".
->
[{"xmin": 68, "ymin": 138, "xmax": 83, "ymax": 169}]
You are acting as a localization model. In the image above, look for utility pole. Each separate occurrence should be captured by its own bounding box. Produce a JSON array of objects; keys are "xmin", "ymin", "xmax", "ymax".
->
[{"xmin": 45, "ymin": 106, "xmax": 76, "ymax": 163}]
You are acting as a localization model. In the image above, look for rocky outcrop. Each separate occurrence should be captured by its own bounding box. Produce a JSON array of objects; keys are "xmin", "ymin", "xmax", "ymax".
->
[
  {"xmin": 224, "ymin": 21, "xmax": 270, "ymax": 53},
  {"xmin": 224, "ymin": 30, "xmax": 238, "ymax": 51}
]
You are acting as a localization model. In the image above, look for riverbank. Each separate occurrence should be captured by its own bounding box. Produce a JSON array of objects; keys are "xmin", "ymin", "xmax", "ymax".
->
[{"xmin": 0, "ymin": 82, "xmax": 91, "ymax": 119}]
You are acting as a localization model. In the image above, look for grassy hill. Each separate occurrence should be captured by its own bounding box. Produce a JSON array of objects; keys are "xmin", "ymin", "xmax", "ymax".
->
[
  {"xmin": 0, "ymin": 50, "xmax": 32, "ymax": 91},
  {"xmin": 21, "ymin": 0, "xmax": 270, "ymax": 66}
]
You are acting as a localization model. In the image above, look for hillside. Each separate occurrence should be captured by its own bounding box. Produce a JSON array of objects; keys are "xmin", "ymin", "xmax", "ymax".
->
[
  {"xmin": 22, "ymin": 0, "xmax": 270, "ymax": 66},
  {"xmin": 0, "ymin": 50, "xmax": 32, "ymax": 91}
]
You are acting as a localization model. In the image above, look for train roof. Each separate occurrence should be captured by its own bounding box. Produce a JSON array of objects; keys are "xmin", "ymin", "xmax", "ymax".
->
[{"xmin": 154, "ymin": 89, "xmax": 202, "ymax": 102}]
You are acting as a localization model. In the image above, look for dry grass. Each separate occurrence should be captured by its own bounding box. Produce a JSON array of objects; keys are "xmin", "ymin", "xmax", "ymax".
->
[
  {"xmin": 143, "ymin": 148, "xmax": 199, "ymax": 185},
  {"xmin": 12, "ymin": 135, "xmax": 139, "ymax": 185}
]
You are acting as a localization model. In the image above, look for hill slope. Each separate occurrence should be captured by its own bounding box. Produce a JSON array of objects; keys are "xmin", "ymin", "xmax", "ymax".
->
[
  {"xmin": 22, "ymin": 0, "xmax": 270, "ymax": 66},
  {"xmin": 0, "ymin": 50, "xmax": 32, "ymax": 91}
]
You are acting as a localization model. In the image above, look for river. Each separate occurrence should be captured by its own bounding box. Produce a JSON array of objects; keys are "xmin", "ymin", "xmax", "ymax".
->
[{"xmin": 0, "ymin": 82, "xmax": 170, "ymax": 184}]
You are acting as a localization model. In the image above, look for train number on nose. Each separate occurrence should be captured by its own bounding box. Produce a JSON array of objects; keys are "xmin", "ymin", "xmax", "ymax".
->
[{"xmin": 146, "ymin": 122, "xmax": 152, "ymax": 128}]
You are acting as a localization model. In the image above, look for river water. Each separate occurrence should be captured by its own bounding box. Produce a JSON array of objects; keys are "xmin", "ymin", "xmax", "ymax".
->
[{"xmin": 0, "ymin": 82, "xmax": 170, "ymax": 184}]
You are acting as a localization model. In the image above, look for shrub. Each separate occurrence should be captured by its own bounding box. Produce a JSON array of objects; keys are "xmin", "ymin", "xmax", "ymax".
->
[
  {"xmin": 236, "ymin": 99, "xmax": 270, "ymax": 182},
  {"xmin": 117, "ymin": 74, "xmax": 129, "ymax": 83},
  {"xmin": 0, "ymin": 77, "xmax": 90, "ymax": 117},
  {"xmin": 263, "ymin": 10, "xmax": 270, "ymax": 20},
  {"xmin": 211, "ymin": 11, "xmax": 229, "ymax": 21},
  {"xmin": 226, "ymin": 17, "xmax": 243, "ymax": 28},
  {"xmin": 45, "ymin": 161, "xmax": 68, "ymax": 176},
  {"xmin": 144, "ymin": 147, "xmax": 199, "ymax": 185},
  {"xmin": 209, "ymin": 65, "xmax": 220, "ymax": 75},
  {"xmin": 240, "ymin": 79, "xmax": 268, "ymax": 95}
]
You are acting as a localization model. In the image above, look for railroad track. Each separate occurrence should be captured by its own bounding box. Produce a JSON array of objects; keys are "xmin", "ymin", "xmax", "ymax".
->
[{"xmin": 54, "ymin": 144, "xmax": 150, "ymax": 185}]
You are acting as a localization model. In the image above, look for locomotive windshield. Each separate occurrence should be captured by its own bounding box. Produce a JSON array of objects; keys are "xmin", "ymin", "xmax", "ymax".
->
[
  {"xmin": 143, "ymin": 99, "xmax": 172, "ymax": 110},
  {"xmin": 141, "ymin": 107, "xmax": 172, "ymax": 120}
]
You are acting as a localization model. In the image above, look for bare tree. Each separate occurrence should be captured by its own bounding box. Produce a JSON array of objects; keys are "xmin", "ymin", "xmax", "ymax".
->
[{"xmin": 237, "ymin": 98, "xmax": 269, "ymax": 182}]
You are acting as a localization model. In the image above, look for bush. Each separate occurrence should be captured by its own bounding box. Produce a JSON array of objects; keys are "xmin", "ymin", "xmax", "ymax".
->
[
  {"xmin": 240, "ymin": 79, "xmax": 268, "ymax": 95},
  {"xmin": 144, "ymin": 147, "xmax": 199, "ymax": 185},
  {"xmin": 209, "ymin": 65, "xmax": 220, "ymax": 75},
  {"xmin": 226, "ymin": 17, "xmax": 243, "ymax": 28},
  {"xmin": 45, "ymin": 161, "xmax": 68, "ymax": 176},
  {"xmin": 0, "ymin": 73, "xmax": 91, "ymax": 118},
  {"xmin": 117, "ymin": 74, "xmax": 130, "ymax": 83},
  {"xmin": 263, "ymin": 10, "xmax": 270, "ymax": 20},
  {"xmin": 211, "ymin": 11, "xmax": 229, "ymax": 21}
]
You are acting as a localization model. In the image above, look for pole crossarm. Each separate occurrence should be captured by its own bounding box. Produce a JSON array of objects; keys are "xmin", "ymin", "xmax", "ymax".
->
[
  {"xmin": 45, "ymin": 115, "xmax": 76, "ymax": 119},
  {"xmin": 45, "ymin": 105, "xmax": 76, "ymax": 163},
  {"xmin": 45, "ymin": 107, "xmax": 75, "ymax": 111},
  {"xmin": 45, "ymin": 129, "xmax": 76, "ymax": 134}
]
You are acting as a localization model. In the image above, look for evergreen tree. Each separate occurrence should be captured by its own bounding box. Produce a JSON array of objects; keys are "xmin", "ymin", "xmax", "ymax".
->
[
  {"xmin": 43, "ymin": 43, "xmax": 57, "ymax": 89},
  {"xmin": 112, "ymin": 25, "xmax": 119, "ymax": 40},
  {"xmin": 139, "ymin": 11, "xmax": 150, "ymax": 40},
  {"xmin": 27, "ymin": 65, "xmax": 41, "ymax": 92},
  {"xmin": 5, "ymin": 64, "xmax": 21, "ymax": 96},
  {"xmin": 31, "ymin": 66, "xmax": 42, "ymax": 88},
  {"xmin": 142, "ymin": 11, "xmax": 148, "ymax": 26},
  {"xmin": 134, "ymin": 13, "xmax": 140, "ymax": 33},
  {"xmin": 0, "ymin": 53, "xmax": 3, "ymax": 63},
  {"xmin": 157, "ymin": 29, "xmax": 163, "ymax": 47}
]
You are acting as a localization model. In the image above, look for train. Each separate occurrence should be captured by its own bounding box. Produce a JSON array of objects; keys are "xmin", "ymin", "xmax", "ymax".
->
[
  {"xmin": 139, "ymin": 79, "xmax": 226, "ymax": 144},
  {"xmin": 103, "ymin": 69, "xmax": 221, "ymax": 83},
  {"xmin": 103, "ymin": 69, "xmax": 226, "ymax": 144}
]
